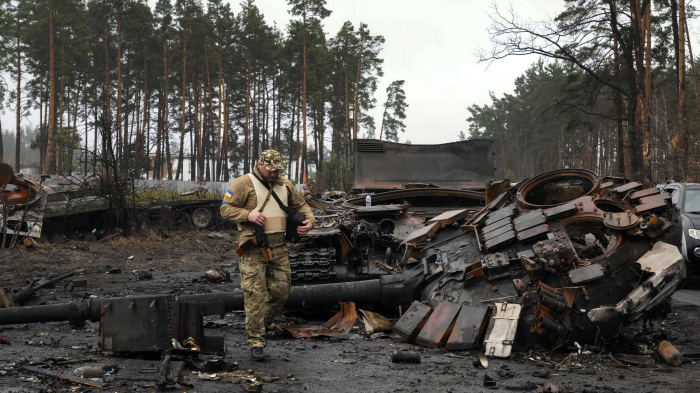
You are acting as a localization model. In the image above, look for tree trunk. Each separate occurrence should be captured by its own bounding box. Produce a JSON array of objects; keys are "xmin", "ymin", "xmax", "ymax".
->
[
  {"xmin": 629, "ymin": 0, "xmax": 651, "ymax": 185},
  {"xmin": 38, "ymin": 69, "xmax": 44, "ymax": 173},
  {"xmin": 678, "ymin": 0, "xmax": 688, "ymax": 180},
  {"xmin": 117, "ymin": 11, "xmax": 124, "ymax": 169},
  {"xmin": 216, "ymin": 36, "xmax": 223, "ymax": 181},
  {"xmin": 15, "ymin": 28, "xmax": 21, "ymax": 170},
  {"xmin": 302, "ymin": 30, "xmax": 307, "ymax": 183},
  {"xmin": 177, "ymin": 38, "xmax": 187, "ymax": 180},
  {"xmin": 353, "ymin": 52, "xmax": 362, "ymax": 141},
  {"xmin": 244, "ymin": 57, "xmax": 251, "ymax": 174},
  {"xmin": 46, "ymin": 0, "xmax": 57, "ymax": 174},
  {"xmin": 684, "ymin": 15, "xmax": 700, "ymax": 160}
]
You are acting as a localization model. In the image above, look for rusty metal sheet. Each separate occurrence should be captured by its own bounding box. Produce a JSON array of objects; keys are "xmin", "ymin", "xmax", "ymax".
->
[
  {"xmin": 600, "ymin": 181, "xmax": 614, "ymax": 189},
  {"xmin": 639, "ymin": 192, "xmax": 671, "ymax": 205},
  {"xmin": 630, "ymin": 187, "xmax": 660, "ymax": 201},
  {"xmin": 516, "ymin": 224, "xmax": 550, "ymax": 242},
  {"xmin": 393, "ymin": 301, "xmax": 433, "ymax": 341},
  {"xmin": 446, "ymin": 305, "xmax": 491, "ymax": 350},
  {"xmin": 354, "ymin": 205, "xmax": 403, "ymax": 217},
  {"xmin": 482, "ymin": 217, "xmax": 512, "ymax": 235},
  {"xmin": 613, "ymin": 182, "xmax": 643, "ymax": 194},
  {"xmin": 484, "ymin": 230, "xmax": 517, "ymax": 252},
  {"xmin": 543, "ymin": 203, "xmax": 578, "ymax": 221},
  {"xmin": 635, "ymin": 200, "xmax": 669, "ymax": 214},
  {"xmin": 402, "ymin": 222, "xmax": 442, "ymax": 245},
  {"xmin": 415, "ymin": 301, "xmax": 462, "ymax": 348},
  {"xmin": 513, "ymin": 211, "xmax": 546, "ymax": 232},
  {"xmin": 484, "ymin": 205, "xmax": 518, "ymax": 227},
  {"xmin": 568, "ymin": 263, "xmax": 605, "ymax": 284},
  {"xmin": 428, "ymin": 209, "xmax": 471, "ymax": 225},
  {"xmin": 483, "ymin": 223, "xmax": 515, "ymax": 242},
  {"xmin": 603, "ymin": 212, "xmax": 640, "ymax": 230},
  {"xmin": 282, "ymin": 302, "xmax": 357, "ymax": 338}
]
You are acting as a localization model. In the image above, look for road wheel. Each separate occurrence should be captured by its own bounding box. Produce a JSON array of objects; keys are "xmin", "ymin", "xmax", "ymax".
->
[{"xmin": 191, "ymin": 207, "xmax": 214, "ymax": 229}]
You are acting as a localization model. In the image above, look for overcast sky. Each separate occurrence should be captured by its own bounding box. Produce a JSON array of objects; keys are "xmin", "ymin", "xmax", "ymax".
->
[{"xmin": 1, "ymin": 0, "xmax": 565, "ymax": 145}]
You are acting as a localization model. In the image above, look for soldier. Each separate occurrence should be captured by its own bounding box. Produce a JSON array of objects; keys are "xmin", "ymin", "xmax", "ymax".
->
[{"xmin": 220, "ymin": 150, "xmax": 315, "ymax": 361}]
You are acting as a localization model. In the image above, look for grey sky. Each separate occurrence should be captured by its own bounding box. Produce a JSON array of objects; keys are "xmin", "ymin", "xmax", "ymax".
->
[{"xmin": 1, "ymin": 0, "xmax": 564, "ymax": 146}]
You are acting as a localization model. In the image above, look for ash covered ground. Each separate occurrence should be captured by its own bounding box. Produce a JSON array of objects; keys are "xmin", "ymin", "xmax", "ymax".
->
[{"xmin": 1, "ymin": 230, "xmax": 700, "ymax": 393}]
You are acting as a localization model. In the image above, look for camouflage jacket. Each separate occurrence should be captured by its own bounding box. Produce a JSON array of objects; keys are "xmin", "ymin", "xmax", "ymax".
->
[{"xmin": 220, "ymin": 166, "xmax": 316, "ymax": 227}]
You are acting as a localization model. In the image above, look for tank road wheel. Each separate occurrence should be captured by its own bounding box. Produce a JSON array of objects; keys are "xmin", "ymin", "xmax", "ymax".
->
[{"xmin": 191, "ymin": 207, "xmax": 214, "ymax": 229}]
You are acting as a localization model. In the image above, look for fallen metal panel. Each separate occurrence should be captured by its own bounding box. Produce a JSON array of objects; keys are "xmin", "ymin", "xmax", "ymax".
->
[
  {"xmin": 21, "ymin": 366, "xmax": 107, "ymax": 388},
  {"xmin": 415, "ymin": 301, "xmax": 461, "ymax": 348},
  {"xmin": 115, "ymin": 359, "xmax": 185, "ymax": 381},
  {"xmin": 484, "ymin": 303, "xmax": 522, "ymax": 358},
  {"xmin": 568, "ymin": 263, "xmax": 605, "ymax": 284},
  {"xmin": 352, "ymin": 139, "xmax": 495, "ymax": 192},
  {"xmin": 446, "ymin": 305, "xmax": 491, "ymax": 350},
  {"xmin": 393, "ymin": 301, "xmax": 433, "ymax": 341}
]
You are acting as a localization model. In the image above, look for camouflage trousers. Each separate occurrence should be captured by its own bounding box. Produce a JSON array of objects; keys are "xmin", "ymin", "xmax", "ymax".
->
[{"xmin": 239, "ymin": 242, "xmax": 291, "ymax": 348}]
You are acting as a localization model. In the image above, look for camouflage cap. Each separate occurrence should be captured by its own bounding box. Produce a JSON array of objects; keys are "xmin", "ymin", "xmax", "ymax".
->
[{"xmin": 259, "ymin": 149, "xmax": 284, "ymax": 172}]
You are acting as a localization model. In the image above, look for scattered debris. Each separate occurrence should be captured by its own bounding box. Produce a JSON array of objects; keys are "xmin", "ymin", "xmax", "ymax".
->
[
  {"xmin": 281, "ymin": 302, "xmax": 357, "ymax": 338},
  {"xmin": 483, "ymin": 374, "xmax": 497, "ymax": 387},
  {"xmin": 21, "ymin": 366, "xmax": 107, "ymax": 388},
  {"xmin": 204, "ymin": 267, "xmax": 231, "ymax": 283},
  {"xmin": 358, "ymin": 309, "xmax": 393, "ymax": 333},
  {"xmin": 658, "ymin": 340, "xmax": 684, "ymax": 366},
  {"xmin": 391, "ymin": 350, "xmax": 421, "ymax": 364}
]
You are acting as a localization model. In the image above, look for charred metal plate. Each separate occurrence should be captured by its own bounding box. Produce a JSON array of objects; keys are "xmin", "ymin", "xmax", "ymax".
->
[
  {"xmin": 483, "ymin": 205, "xmax": 518, "ymax": 227},
  {"xmin": 446, "ymin": 305, "xmax": 491, "ymax": 351},
  {"xmin": 613, "ymin": 182, "xmax": 643, "ymax": 194},
  {"xmin": 484, "ymin": 230, "xmax": 517, "ymax": 252},
  {"xmin": 603, "ymin": 212, "xmax": 640, "ymax": 230},
  {"xmin": 516, "ymin": 224, "xmax": 549, "ymax": 243},
  {"xmin": 393, "ymin": 301, "xmax": 433, "ymax": 341},
  {"xmin": 415, "ymin": 301, "xmax": 462, "ymax": 348},
  {"xmin": 513, "ymin": 210, "xmax": 546, "ymax": 232},
  {"xmin": 482, "ymin": 217, "xmax": 512, "ymax": 235},
  {"xmin": 115, "ymin": 359, "xmax": 185, "ymax": 381},
  {"xmin": 630, "ymin": 187, "xmax": 660, "ymax": 201},
  {"xmin": 644, "ymin": 217, "xmax": 672, "ymax": 239},
  {"xmin": 635, "ymin": 200, "xmax": 669, "ymax": 214},
  {"xmin": 600, "ymin": 181, "xmax": 614, "ymax": 189},
  {"xmin": 568, "ymin": 263, "xmax": 605, "ymax": 284},
  {"xmin": 402, "ymin": 222, "xmax": 442, "ymax": 244},
  {"xmin": 639, "ymin": 192, "xmax": 671, "ymax": 205},
  {"xmin": 483, "ymin": 223, "xmax": 515, "ymax": 242},
  {"xmin": 605, "ymin": 242, "xmax": 635, "ymax": 272},
  {"xmin": 428, "ymin": 209, "xmax": 471, "ymax": 225},
  {"xmin": 543, "ymin": 203, "xmax": 578, "ymax": 221}
]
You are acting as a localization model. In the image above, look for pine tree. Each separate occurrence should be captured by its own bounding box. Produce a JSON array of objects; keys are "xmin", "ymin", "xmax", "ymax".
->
[{"xmin": 379, "ymin": 80, "xmax": 407, "ymax": 142}]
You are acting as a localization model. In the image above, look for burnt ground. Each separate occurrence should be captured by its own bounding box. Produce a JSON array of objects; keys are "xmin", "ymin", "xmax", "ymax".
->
[{"xmin": 1, "ymin": 230, "xmax": 700, "ymax": 393}]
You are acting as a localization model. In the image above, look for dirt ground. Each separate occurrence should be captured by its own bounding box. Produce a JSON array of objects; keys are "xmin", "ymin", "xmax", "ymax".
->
[{"xmin": 1, "ymin": 230, "xmax": 700, "ymax": 393}]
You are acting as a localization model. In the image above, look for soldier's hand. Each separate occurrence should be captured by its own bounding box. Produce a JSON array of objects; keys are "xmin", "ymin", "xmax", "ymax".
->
[
  {"xmin": 297, "ymin": 220, "xmax": 313, "ymax": 236},
  {"xmin": 248, "ymin": 211, "xmax": 266, "ymax": 226}
]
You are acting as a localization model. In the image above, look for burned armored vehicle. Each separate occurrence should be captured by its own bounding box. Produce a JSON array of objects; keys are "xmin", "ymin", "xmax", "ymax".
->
[
  {"xmin": 292, "ymin": 139, "xmax": 494, "ymax": 284},
  {"xmin": 0, "ymin": 168, "xmax": 685, "ymax": 357}
]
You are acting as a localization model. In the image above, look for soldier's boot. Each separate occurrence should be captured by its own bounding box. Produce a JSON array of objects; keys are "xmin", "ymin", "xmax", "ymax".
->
[{"xmin": 251, "ymin": 347, "xmax": 266, "ymax": 362}]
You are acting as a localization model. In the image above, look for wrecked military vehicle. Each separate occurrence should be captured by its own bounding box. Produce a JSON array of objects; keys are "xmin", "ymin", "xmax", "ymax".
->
[{"xmin": 291, "ymin": 139, "xmax": 494, "ymax": 284}]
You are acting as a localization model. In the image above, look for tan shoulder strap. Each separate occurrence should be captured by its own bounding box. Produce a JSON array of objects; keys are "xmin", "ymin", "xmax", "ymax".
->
[{"xmin": 257, "ymin": 185, "xmax": 274, "ymax": 212}]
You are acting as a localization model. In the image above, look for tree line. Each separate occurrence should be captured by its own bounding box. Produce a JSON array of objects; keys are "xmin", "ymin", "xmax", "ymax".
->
[
  {"xmin": 0, "ymin": 0, "xmax": 407, "ymax": 189},
  {"xmin": 469, "ymin": 0, "xmax": 699, "ymax": 185}
]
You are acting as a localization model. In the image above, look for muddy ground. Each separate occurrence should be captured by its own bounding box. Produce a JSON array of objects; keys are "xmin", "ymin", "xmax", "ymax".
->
[{"xmin": 1, "ymin": 230, "xmax": 700, "ymax": 393}]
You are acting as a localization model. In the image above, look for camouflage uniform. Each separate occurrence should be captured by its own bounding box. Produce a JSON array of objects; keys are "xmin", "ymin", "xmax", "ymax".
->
[{"xmin": 221, "ymin": 150, "xmax": 315, "ymax": 348}]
